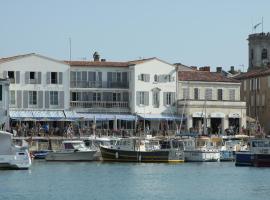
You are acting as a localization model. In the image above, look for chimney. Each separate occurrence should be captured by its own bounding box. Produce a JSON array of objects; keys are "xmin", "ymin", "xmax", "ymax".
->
[
  {"xmin": 199, "ymin": 66, "xmax": 210, "ymax": 72},
  {"xmin": 190, "ymin": 66, "xmax": 197, "ymax": 70},
  {"xmin": 216, "ymin": 67, "xmax": 222, "ymax": 73},
  {"xmin": 93, "ymin": 51, "xmax": 100, "ymax": 61},
  {"xmin": 230, "ymin": 66, "xmax": 235, "ymax": 73}
]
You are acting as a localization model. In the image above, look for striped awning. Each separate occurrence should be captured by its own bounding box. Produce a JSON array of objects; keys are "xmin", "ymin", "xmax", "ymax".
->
[{"xmin": 137, "ymin": 113, "xmax": 184, "ymax": 120}]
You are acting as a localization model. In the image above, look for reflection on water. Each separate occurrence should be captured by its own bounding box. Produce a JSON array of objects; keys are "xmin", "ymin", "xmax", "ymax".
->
[{"xmin": 1, "ymin": 161, "xmax": 270, "ymax": 200}]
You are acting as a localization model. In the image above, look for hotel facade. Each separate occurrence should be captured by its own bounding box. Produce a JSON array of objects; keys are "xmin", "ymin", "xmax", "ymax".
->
[{"xmin": 0, "ymin": 52, "xmax": 246, "ymax": 135}]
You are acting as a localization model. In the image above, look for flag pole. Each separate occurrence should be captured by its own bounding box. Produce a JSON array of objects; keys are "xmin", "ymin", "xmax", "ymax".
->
[{"xmin": 262, "ymin": 17, "xmax": 264, "ymax": 33}]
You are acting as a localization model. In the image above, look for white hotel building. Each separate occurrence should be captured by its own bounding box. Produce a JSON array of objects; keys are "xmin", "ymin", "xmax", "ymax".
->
[
  {"xmin": 0, "ymin": 54, "xmax": 70, "ymax": 134},
  {"xmin": 67, "ymin": 53, "xmax": 188, "ymax": 132},
  {"xmin": 0, "ymin": 52, "xmax": 187, "ymax": 134},
  {"xmin": 0, "ymin": 52, "xmax": 246, "ymax": 135}
]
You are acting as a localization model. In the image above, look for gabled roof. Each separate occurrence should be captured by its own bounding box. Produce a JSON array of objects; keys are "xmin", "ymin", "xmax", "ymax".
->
[
  {"xmin": 0, "ymin": 53, "xmax": 68, "ymax": 65},
  {"xmin": 178, "ymin": 71, "xmax": 240, "ymax": 83},
  {"xmin": 0, "ymin": 53, "xmax": 35, "ymax": 64},
  {"xmin": 234, "ymin": 68, "xmax": 270, "ymax": 80}
]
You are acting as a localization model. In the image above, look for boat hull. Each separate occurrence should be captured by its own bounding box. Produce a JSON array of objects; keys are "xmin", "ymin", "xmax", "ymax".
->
[
  {"xmin": 0, "ymin": 153, "xmax": 32, "ymax": 170},
  {"xmin": 220, "ymin": 150, "xmax": 235, "ymax": 161},
  {"xmin": 184, "ymin": 150, "xmax": 220, "ymax": 162},
  {"xmin": 100, "ymin": 146, "xmax": 184, "ymax": 163},
  {"xmin": 235, "ymin": 151, "xmax": 253, "ymax": 166},
  {"xmin": 253, "ymin": 154, "xmax": 270, "ymax": 167},
  {"xmin": 45, "ymin": 150, "xmax": 97, "ymax": 161}
]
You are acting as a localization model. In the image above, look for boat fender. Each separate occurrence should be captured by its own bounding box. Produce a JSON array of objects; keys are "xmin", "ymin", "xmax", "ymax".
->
[{"xmin": 115, "ymin": 152, "xmax": 119, "ymax": 159}]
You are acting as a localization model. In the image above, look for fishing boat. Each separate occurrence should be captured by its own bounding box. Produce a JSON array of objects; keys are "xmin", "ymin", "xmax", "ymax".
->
[
  {"xmin": 184, "ymin": 137, "xmax": 220, "ymax": 162},
  {"xmin": 100, "ymin": 137, "xmax": 184, "ymax": 163},
  {"xmin": 45, "ymin": 140, "xmax": 97, "ymax": 161},
  {"xmin": 220, "ymin": 137, "xmax": 248, "ymax": 161},
  {"xmin": 0, "ymin": 131, "xmax": 32, "ymax": 170},
  {"xmin": 29, "ymin": 137, "xmax": 53, "ymax": 159},
  {"xmin": 235, "ymin": 138, "xmax": 270, "ymax": 167}
]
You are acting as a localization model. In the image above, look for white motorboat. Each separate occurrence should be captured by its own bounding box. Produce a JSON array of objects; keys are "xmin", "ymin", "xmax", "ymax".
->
[
  {"xmin": 184, "ymin": 137, "xmax": 220, "ymax": 162},
  {"xmin": 45, "ymin": 140, "xmax": 97, "ymax": 161},
  {"xmin": 0, "ymin": 131, "xmax": 32, "ymax": 170}
]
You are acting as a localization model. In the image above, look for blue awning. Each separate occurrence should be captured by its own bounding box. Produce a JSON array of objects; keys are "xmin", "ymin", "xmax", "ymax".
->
[
  {"xmin": 64, "ymin": 111, "xmax": 84, "ymax": 121},
  {"xmin": 32, "ymin": 111, "xmax": 65, "ymax": 120},
  {"xmin": 76, "ymin": 113, "xmax": 137, "ymax": 121},
  {"xmin": 137, "ymin": 113, "xmax": 185, "ymax": 120},
  {"xmin": 10, "ymin": 110, "xmax": 65, "ymax": 121},
  {"xmin": 10, "ymin": 111, "xmax": 34, "ymax": 120}
]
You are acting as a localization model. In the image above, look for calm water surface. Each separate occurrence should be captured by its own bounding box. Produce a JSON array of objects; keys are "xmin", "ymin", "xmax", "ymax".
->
[{"xmin": 1, "ymin": 161, "xmax": 270, "ymax": 200}]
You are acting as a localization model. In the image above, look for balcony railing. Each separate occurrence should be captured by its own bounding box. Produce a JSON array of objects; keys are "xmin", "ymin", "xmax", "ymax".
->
[
  {"xmin": 70, "ymin": 101, "xmax": 129, "ymax": 109},
  {"xmin": 70, "ymin": 81, "xmax": 129, "ymax": 89}
]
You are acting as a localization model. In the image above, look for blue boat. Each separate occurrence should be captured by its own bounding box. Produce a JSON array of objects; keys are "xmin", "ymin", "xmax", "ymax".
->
[
  {"xmin": 31, "ymin": 150, "xmax": 52, "ymax": 159},
  {"xmin": 235, "ymin": 151, "xmax": 253, "ymax": 166}
]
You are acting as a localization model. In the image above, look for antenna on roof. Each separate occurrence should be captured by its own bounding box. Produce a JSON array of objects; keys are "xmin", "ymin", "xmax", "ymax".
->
[{"xmin": 69, "ymin": 37, "xmax": 72, "ymax": 61}]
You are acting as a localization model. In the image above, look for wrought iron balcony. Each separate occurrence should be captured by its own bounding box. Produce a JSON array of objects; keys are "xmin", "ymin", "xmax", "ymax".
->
[
  {"xmin": 70, "ymin": 81, "xmax": 129, "ymax": 89},
  {"xmin": 70, "ymin": 101, "xmax": 129, "ymax": 109}
]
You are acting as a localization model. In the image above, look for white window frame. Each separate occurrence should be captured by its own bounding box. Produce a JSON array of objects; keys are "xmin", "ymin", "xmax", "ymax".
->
[
  {"xmin": 139, "ymin": 92, "xmax": 145, "ymax": 105},
  {"xmin": 50, "ymin": 91, "xmax": 59, "ymax": 106},
  {"xmin": 29, "ymin": 91, "xmax": 37, "ymax": 106},
  {"xmin": 10, "ymin": 90, "xmax": 16, "ymax": 105}
]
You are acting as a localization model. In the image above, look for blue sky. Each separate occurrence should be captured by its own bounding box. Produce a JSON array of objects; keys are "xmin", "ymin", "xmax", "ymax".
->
[{"xmin": 1, "ymin": 0, "xmax": 270, "ymax": 71}]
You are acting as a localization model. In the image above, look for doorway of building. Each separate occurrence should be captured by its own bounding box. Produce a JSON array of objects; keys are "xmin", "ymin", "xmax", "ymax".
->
[
  {"xmin": 193, "ymin": 117, "xmax": 205, "ymax": 134},
  {"xmin": 210, "ymin": 118, "xmax": 222, "ymax": 134},
  {"xmin": 229, "ymin": 118, "xmax": 240, "ymax": 134}
]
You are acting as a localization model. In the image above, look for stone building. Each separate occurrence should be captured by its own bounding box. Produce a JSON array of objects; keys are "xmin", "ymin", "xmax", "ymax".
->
[
  {"xmin": 235, "ymin": 32, "xmax": 270, "ymax": 134},
  {"xmin": 177, "ymin": 67, "xmax": 246, "ymax": 135}
]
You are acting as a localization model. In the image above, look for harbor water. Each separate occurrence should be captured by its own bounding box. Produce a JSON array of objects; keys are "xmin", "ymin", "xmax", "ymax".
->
[{"xmin": 1, "ymin": 161, "xmax": 270, "ymax": 200}]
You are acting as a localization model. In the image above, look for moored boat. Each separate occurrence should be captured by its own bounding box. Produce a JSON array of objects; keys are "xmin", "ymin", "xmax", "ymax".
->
[
  {"xmin": 45, "ymin": 140, "xmax": 97, "ymax": 161},
  {"xmin": 184, "ymin": 137, "xmax": 220, "ymax": 162},
  {"xmin": 0, "ymin": 131, "xmax": 32, "ymax": 170},
  {"xmin": 235, "ymin": 138, "xmax": 270, "ymax": 167},
  {"xmin": 100, "ymin": 137, "xmax": 184, "ymax": 163}
]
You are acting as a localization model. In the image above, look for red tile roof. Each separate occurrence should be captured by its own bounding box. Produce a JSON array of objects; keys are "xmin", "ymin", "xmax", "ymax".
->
[
  {"xmin": 234, "ymin": 68, "xmax": 270, "ymax": 80},
  {"xmin": 66, "ymin": 57, "xmax": 159, "ymax": 67},
  {"xmin": 178, "ymin": 71, "xmax": 240, "ymax": 83}
]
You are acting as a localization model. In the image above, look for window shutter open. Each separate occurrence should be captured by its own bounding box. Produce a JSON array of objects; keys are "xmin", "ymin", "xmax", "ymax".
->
[
  {"xmin": 45, "ymin": 91, "xmax": 49, "ymax": 108},
  {"xmin": 38, "ymin": 91, "xmax": 43, "ymax": 108},
  {"xmin": 59, "ymin": 91, "xmax": 64, "ymax": 108},
  {"xmin": 38, "ymin": 72, "xmax": 42, "ymax": 84},
  {"xmin": 17, "ymin": 90, "xmax": 22, "ymax": 108},
  {"xmin": 145, "ymin": 92, "xmax": 149, "ymax": 105},
  {"xmin": 46, "ymin": 72, "xmax": 50, "ymax": 84},
  {"xmin": 16, "ymin": 71, "xmax": 20, "ymax": 84},
  {"xmin": 25, "ymin": 72, "xmax": 29, "ymax": 84},
  {"xmin": 23, "ymin": 91, "xmax": 28, "ymax": 108},
  {"xmin": 136, "ymin": 91, "xmax": 140, "ymax": 106},
  {"xmin": 163, "ymin": 92, "xmax": 167, "ymax": 105},
  {"xmin": 59, "ymin": 72, "xmax": 63, "ymax": 84},
  {"xmin": 3, "ymin": 71, "xmax": 7, "ymax": 79}
]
